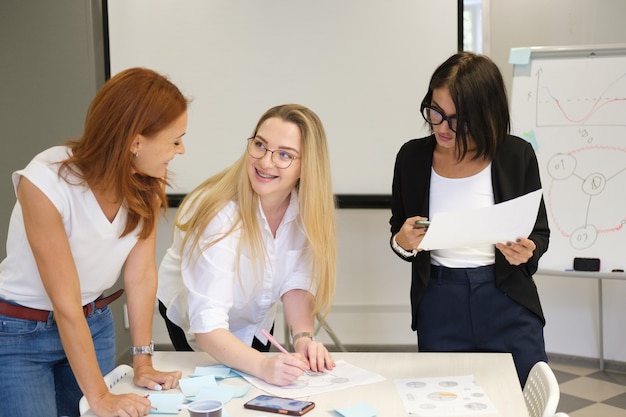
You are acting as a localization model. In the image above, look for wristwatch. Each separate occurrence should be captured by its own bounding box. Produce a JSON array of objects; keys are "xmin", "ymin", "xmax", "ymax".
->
[
  {"xmin": 292, "ymin": 331, "xmax": 315, "ymax": 344},
  {"xmin": 130, "ymin": 341, "xmax": 154, "ymax": 356},
  {"xmin": 392, "ymin": 235, "xmax": 417, "ymax": 258}
]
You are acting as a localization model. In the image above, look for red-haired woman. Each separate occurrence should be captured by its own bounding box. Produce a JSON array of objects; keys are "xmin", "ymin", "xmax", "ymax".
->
[{"xmin": 0, "ymin": 67, "xmax": 188, "ymax": 417}]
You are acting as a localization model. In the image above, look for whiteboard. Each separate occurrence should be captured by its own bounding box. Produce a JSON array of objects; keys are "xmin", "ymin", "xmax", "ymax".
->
[
  {"xmin": 510, "ymin": 45, "xmax": 626, "ymax": 273},
  {"xmin": 105, "ymin": 0, "xmax": 458, "ymax": 197}
]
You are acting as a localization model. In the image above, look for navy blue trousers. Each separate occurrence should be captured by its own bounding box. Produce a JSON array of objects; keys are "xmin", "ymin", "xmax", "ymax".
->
[{"xmin": 416, "ymin": 264, "xmax": 547, "ymax": 387}]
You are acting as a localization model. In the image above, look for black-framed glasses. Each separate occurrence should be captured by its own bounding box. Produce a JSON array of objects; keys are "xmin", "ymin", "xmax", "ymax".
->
[
  {"xmin": 421, "ymin": 106, "xmax": 459, "ymax": 133},
  {"xmin": 247, "ymin": 137, "xmax": 299, "ymax": 169}
]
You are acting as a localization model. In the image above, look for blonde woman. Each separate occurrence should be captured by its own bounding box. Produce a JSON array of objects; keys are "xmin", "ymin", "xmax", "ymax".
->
[{"xmin": 158, "ymin": 104, "xmax": 337, "ymax": 386}]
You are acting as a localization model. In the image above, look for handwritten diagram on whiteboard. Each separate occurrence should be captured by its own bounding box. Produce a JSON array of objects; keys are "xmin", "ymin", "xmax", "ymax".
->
[{"xmin": 511, "ymin": 52, "xmax": 626, "ymax": 272}]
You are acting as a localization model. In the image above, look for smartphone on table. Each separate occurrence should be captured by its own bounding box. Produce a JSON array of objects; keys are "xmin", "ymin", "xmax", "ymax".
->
[{"xmin": 244, "ymin": 394, "xmax": 315, "ymax": 415}]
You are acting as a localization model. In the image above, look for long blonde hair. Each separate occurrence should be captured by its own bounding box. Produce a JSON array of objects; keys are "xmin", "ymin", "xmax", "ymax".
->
[{"xmin": 176, "ymin": 104, "xmax": 336, "ymax": 317}]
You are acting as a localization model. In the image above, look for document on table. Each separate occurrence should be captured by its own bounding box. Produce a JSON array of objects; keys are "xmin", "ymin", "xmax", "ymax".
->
[
  {"xmin": 419, "ymin": 189, "xmax": 542, "ymax": 251},
  {"xmin": 239, "ymin": 360, "xmax": 385, "ymax": 398},
  {"xmin": 394, "ymin": 375, "xmax": 497, "ymax": 416}
]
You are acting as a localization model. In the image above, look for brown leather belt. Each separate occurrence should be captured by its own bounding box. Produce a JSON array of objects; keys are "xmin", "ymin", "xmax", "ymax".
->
[{"xmin": 0, "ymin": 289, "xmax": 124, "ymax": 322}]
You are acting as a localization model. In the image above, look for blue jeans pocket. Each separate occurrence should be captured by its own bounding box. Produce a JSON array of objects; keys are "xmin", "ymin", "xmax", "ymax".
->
[{"xmin": 0, "ymin": 313, "xmax": 48, "ymax": 340}]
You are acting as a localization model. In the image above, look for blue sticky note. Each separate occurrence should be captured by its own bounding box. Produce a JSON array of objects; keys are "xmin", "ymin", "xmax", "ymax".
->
[
  {"xmin": 336, "ymin": 402, "xmax": 378, "ymax": 417},
  {"xmin": 146, "ymin": 393, "xmax": 185, "ymax": 415},
  {"xmin": 194, "ymin": 386, "xmax": 234, "ymax": 403},
  {"xmin": 179, "ymin": 375, "xmax": 217, "ymax": 397},
  {"xmin": 509, "ymin": 47, "xmax": 532, "ymax": 65},
  {"xmin": 218, "ymin": 381, "xmax": 251, "ymax": 398},
  {"xmin": 191, "ymin": 365, "xmax": 233, "ymax": 379}
]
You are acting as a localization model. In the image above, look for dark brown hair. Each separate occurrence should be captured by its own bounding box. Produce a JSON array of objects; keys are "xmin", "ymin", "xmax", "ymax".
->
[{"xmin": 421, "ymin": 51, "xmax": 510, "ymax": 160}]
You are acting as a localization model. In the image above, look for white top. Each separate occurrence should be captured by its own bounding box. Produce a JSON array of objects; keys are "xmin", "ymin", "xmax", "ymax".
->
[
  {"xmin": 429, "ymin": 164, "xmax": 495, "ymax": 267},
  {"xmin": 157, "ymin": 190, "xmax": 313, "ymax": 347},
  {"xmin": 0, "ymin": 146, "xmax": 140, "ymax": 310}
]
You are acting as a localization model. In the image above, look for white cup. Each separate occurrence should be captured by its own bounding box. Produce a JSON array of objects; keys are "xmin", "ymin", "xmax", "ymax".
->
[{"xmin": 187, "ymin": 399, "xmax": 223, "ymax": 417}]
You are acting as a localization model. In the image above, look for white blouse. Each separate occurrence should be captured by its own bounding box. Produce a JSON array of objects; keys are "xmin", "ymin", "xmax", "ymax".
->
[{"xmin": 157, "ymin": 190, "xmax": 313, "ymax": 347}]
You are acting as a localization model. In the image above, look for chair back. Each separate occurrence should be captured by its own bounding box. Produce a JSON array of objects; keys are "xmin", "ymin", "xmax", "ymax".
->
[
  {"xmin": 78, "ymin": 364, "xmax": 133, "ymax": 415},
  {"xmin": 523, "ymin": 361, "xmax": 560, "ymax": 417}
]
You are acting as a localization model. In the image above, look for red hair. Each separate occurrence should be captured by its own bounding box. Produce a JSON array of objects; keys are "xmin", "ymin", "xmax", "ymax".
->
[{"xmin": 60, "ymin": 67, "xmax": 189, "ymax": 238}]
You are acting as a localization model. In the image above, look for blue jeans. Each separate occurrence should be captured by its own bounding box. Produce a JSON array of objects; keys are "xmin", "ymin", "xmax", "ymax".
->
[
  {"xmin": 0, "ymin": 305, "xmax": 116, "ymax": 417},
  {"xmin": 417, "ymin": 264, "xmax": 547, "ymax": 387}
]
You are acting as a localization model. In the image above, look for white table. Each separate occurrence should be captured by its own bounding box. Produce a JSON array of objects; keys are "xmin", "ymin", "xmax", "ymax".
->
[{"xmin": 83, "ymin": 351, "xmax": 528, "ymax": 416}]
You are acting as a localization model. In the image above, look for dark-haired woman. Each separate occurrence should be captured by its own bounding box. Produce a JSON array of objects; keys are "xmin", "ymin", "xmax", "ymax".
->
[{"xmin": 389, "ymin": 52, "xmax": 550, "ymax": 387}]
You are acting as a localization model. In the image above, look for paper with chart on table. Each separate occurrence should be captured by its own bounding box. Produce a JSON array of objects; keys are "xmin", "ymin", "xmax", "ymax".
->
[
  {"xmin": 418, "ymin": 189, "xmax": 542, "ymax": 251},
  {"xmin": 238, "ymin": 360, "xmax": 385, "ymax": 398},
  {"xmin": 394, "ymin": 375, "xmax": 497, "ymax": 416}
]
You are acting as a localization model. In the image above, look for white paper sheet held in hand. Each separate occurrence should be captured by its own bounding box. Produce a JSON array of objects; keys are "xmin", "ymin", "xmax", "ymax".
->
[{"xmin": 419, "ymin": 189, "xmax": 543, "ymax": 251}]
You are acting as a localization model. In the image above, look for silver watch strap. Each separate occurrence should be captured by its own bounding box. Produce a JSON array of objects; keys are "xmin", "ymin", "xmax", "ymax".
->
[{"xmin": 130, "ymin": 341, "xmax": 154, "ymax": 355}]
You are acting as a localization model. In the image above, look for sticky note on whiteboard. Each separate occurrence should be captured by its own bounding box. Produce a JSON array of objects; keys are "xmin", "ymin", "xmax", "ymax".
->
[{"xmin": 509, "ymin": 47, "xmax": 532, "ymax": 65}]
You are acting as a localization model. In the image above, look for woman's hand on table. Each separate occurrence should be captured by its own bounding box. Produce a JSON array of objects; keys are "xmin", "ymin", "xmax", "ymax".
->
[
  {"xmin": 295, "ymin": 338, "xmax": 336, "ymax": 373},
  {"xmin": 133, "ymin": 363, "xmax": 182, "ymax": 391},
  {"xmin": 90, "ymin": 392, "xmax": 153, "ymax": 417}
]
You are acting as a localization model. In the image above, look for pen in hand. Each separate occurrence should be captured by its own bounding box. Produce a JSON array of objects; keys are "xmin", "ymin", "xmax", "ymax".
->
[
  {"xmin": 261, "ymin": 328, "xmax": 290, "ymax": 354},
  {"xmin": 261, "ymin": 328, "xmax": 325, "ymax": 376}
]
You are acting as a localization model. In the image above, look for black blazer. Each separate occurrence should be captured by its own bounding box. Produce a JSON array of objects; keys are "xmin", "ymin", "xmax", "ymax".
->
[{"xmin": 389, "ymin": 134, "xmax": 550, "ymax": 329}]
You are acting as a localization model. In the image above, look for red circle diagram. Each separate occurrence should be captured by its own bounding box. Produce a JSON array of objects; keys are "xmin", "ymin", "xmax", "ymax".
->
[{"xmin": 545, "ymin": 145, "xmax": 626, "ymax": 250}]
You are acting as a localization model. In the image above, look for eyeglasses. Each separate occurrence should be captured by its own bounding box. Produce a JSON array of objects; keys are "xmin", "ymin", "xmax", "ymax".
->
[
  {"xmin": 421, "ymin": 106, "xmax": 459, "ymax": 133},
  {"xmin": 247, "ymin": 137, "xmax": 299, "ymax": 169}
]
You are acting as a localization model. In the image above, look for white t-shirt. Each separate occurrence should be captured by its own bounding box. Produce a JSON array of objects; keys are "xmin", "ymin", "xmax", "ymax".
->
[
  {"xmin": 157, "ymin": 190, "xmax": 313, "ymax": 348},
  {"xmin": 429, "ymin": 163, "xmax": 495, "ymax": 267},
  {"xmin": 0, "ymin": 146, "xmax": 140, "ymax": 310}
]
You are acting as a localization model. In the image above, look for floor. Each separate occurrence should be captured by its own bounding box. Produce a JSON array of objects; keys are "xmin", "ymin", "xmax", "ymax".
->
[{"xmin": 550, "ymin": 357, "xmax": 626, "ymax": 417}]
